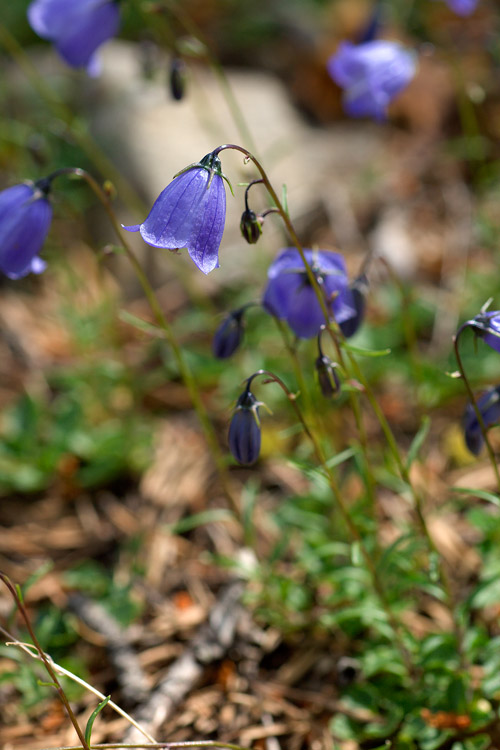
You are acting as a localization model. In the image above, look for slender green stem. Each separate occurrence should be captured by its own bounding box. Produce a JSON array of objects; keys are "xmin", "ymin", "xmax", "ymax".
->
[
  {"xmin": 252, "ymin": 371, "xmax": 414, "ymax": 677},
  {"xmin": 0, "ymin": 574, "xmax": 90, "ymax": 750},
  {"xmin": 216, "ymin": 145, "xmax": 378, "ymax": 503},
  {"xmin": 345, "ymin": 345, "xmax": 469, "ymax": 671},
  {"xmin": 50, "ymin": 168, "xmax": 240, "ymax": 514},
  {"xmin": 454, "ymin": 325, "xmax": 500, "ymax": 492}
]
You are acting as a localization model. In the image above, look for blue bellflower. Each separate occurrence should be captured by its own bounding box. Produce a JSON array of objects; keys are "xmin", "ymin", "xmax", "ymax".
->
[
  {"xmin": 327, "ymin": 40, "xmax": 417, "ymax": 121},
  {"xmin": 442, "ymin": 0, "xmax": 478, "ymax": 15},
  {"xmin": 262, "ymin": 248, "xmax": 356, "ymax": 339},
  {"xmin": 464, "ymin": 386, "xmax": 500, "ymax": 455},
  {"xmin": 124, "ymin": 153, "xmax": 227, "ymax": 275},
  {"xmin": 0, "ymin": 182, "xmax": 52, "ymax": 279},
  {"xmin": 228, "ymin": 386, "xmax": 262, "ymax": 466},
  {"xmin": 28, "ymin": 0, "xmax": 120, "ymax": 75}
]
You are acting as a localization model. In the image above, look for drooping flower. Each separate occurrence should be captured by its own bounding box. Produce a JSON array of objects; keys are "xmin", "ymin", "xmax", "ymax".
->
[
  {"xmin": 124, "ymin": 152, "xmax": 227, "ymax": 275},
  {"xmin": 0, "ymin": 182, "xmax": 52, "ymax": 279},
  {"xmin": 463, "ymin": 386, "xmax": 500, "ymax": 455},
  {"xmin": 466, "ymin": 311, "xmax": 500, "ymax": 354},
  {"xmin": 213, "ymin": 309, "xmax": 246, "ymax": 359},
  {"xmin": 327, "ymin": 40, "xmax": 417, "ymax": 121},
  {"xmin": 262, "ymin": 248, "xmax": 356, "ymax": 339},
  {"xmin": 441, "ymin": 0, "xmax": 478, "ymax": 15},
  {"xmin": 28, "ymin": 0, "xmax": 120, "ymax": 75},
  {"xmin": 228, "ymin": 384, "xmax": 262, "ymax": 466}
]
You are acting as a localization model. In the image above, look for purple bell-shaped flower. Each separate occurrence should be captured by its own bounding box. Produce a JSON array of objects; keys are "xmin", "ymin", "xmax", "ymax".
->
[
  {"xmin": 327, "ymin": 40, "xmax": 417, "ymax": 121},
  {"xmin": 28, "ymin": 0, "xmax": 120, "ymax": 75},
  {"xmin": 0, "ymin": 182, "xmax": 52, "ymax": 279},
  {"xmin": 124, "ymin": 152, "xmax": 227, "ymax": 275},
  {"xmin": 262, "ymin": 248, "xmax": 356, "ymax": 339}
]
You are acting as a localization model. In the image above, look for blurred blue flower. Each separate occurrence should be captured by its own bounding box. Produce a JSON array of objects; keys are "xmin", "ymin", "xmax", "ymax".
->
[
  {"xmin": 0, "ymin": 182, "xmax": 52, "ymax": 279},
  {"xmin": 464, "ymin": 386, "xmax": 500, "ymax": 455},
  {"xmin": 442, "ymin": 0, "xmax": 478, "ymax": 15},
  {"xmin": 262, "ymin": 248, "xmax": 356, "ymax": 339},
  {"xmin": 327, "ymin": 40, "xmax": 417, "ymax": 121},
  {"xmin": 28, "ymin": 0, "xmax": 120, "ymax": 75},
  {"xmin": 124, "ymin": 153, "xmax": 227, "ymax": 275},
  {"xmin": 213, "ymin": 309, "xmax": 245, "ymax": 359},
  {"xmin": 228, "ymin": 385, "xmax": 261, "ymax": 466}
]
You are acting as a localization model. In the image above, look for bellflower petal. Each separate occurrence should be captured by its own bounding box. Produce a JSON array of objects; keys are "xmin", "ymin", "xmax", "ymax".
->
[
  {"xmin": 262, "ymin": 248, "xmax": 356, "ymax": 339},
  {"xmin": 124, "ymin": 154, "xmax": 226, "ymax": 275},
  {"xmin": 0, "ymin": 183, "xmax": 52, "ymax": 279},
  {"xmin": 28, "ymin": 0, "xmax": 120, "ymax": 73},
  {"xmin": 468, "ymin": 311, "xmax": 500, "ymax": 354},
  {"xmin": 327, "ymin": 40, "xmax": 417, "ymax": 121},
  {"xmin": 463, "ymin": 386, "xmax": 500, "ymax": 455},
  {"xmin": 442, "ymin": 0, "xmax": 478, "ymax": 15}
]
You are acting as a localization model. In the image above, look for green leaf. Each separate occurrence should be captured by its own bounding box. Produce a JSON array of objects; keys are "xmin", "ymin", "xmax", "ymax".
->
[
  {"xmin": 168, "ymin": 508, "xmax": 236, "ymax": 534},
  {"xmin": 453, "ymin": 486, "xmax": 500, "ymax": 507},
  {"xmin": 281, "ymin": 183, "xmax": 288, "ymax": 215},
  {"xmin": 342, "ymin": 342, "xmax": 392, "ymax": 357},
  {"xmin": 118, "ymin": 309, "xmax": 162, "ymax": 337},
  {"xmin": 85, "ymin": 696, "xmax": 110, "ymax": 745},
  {"xmin": 405, "ymin": 416, "xmax": 430, "ymax": 470},
  {"xmin": 325, "ymin": 446, "xmax": 356, "ymax": 469}
]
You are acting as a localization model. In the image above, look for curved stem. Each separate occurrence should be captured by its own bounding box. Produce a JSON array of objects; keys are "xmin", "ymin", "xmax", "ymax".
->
[
  {"xmin": 454, "ymin": 324, "xmax": 500, "ymax": 492},
  {"xmin": 50, "ymin": 168, "xmax": 240, "ymax": 515}
]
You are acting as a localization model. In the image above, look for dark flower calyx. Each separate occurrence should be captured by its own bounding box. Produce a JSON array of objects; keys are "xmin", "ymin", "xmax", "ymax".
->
[
  {"xmin": 315, "ymin": 355, "xmax": 341, "ymax": 398},
  {"xmin": 169, "ymin": 57, "xmax": 186, "ymax": 101}
]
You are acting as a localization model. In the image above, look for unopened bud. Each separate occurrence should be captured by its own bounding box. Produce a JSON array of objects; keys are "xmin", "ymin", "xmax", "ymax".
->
[{"xmin": 240, "ymin": 209, "xmax": 262, "ymax": 244}]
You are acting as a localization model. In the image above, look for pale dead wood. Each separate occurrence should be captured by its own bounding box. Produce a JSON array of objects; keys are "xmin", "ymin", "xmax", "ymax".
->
[
  {"xmin": 67, "ymin": 593, "xmax": 149, "ymax": 706},
  {"xmin": 124, "ymin": 581, "xmax": 244, "ymax": 743}
]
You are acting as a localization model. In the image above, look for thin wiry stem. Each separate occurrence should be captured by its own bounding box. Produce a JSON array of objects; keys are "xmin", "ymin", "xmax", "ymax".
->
[
  {"xmin": 0, "ymin": 573, "xmax": 91, "ymax": 750},
  {"xmin": 48, "ymin": 167, "xmax": 241, "ymax": 516}
]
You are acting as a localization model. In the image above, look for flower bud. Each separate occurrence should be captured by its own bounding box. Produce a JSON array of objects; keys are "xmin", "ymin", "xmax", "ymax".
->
[
  {"xmin": 240, "ymin": 209, "xmax": 262, "ymax": 244},
  {"xmin": 315, "ymin": 355, "xmax": 341, "ymax": 398},
  {"xmin": 228, "ymin": 388, "xmax": 261, "ymax": 465},
  {"xmin": 212, "ymin": 310, "xmax": 245, "ymax": 359},
  {"xmin": 169, "ymin": 57, "xmax": 186, "ymax": 101}
]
